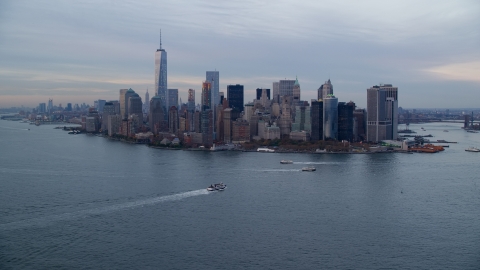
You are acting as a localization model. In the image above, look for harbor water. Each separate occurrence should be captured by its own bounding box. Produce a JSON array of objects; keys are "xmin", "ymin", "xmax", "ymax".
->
[{"xmin": 0, "ymin": 120, "xmax": 479, "ymax": 269}]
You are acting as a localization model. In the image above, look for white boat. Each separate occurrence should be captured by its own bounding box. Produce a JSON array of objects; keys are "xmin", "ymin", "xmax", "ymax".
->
[
  {"xmin": 280, "ymin": 160, "xmax": 293, "ymax": 164},
  {"xmin": 465, "ymin": 147, "xmax": 480, "ymax": 152},
  {"xmin": 207, "ymin": 183, "xmax": 227, "ymax": 191},
  {"xmin": 302, "ymin": 167, "xmax": 316, "ymax": 172},
  {"xmin": 257, "ymin": 147, "xmax": 275, "ymax": 153}
]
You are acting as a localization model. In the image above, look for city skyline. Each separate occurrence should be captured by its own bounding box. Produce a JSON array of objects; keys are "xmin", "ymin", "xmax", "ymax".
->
[{"xmin": 0, "ymin": 0, "xmax": 479, "ymax": 108}]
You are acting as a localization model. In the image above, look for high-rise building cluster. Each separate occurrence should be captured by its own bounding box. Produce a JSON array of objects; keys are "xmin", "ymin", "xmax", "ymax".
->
[{"xmin": 29, "ymin": 32, "xmax": 399, "ymax": 146}]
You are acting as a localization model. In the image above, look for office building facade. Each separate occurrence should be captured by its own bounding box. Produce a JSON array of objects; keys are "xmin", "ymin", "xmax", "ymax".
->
[
  {"xmin": 366, "ymin": 84, "xmax": 398, "ymax": 142},
  {"xmin": 227, "ymin": 84, "xmax": 244, "ymax": 113}
]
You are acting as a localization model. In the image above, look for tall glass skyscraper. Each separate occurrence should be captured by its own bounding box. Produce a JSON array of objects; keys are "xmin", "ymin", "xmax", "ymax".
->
[{"xmin": 155, "ymin": 31, "xmax": 167, "ymax": 114}]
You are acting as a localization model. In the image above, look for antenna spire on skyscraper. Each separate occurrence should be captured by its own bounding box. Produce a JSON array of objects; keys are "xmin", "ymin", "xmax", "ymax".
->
[{"xmin": 160, "ymin": 29, "xmax": 162, "ymax": 50}]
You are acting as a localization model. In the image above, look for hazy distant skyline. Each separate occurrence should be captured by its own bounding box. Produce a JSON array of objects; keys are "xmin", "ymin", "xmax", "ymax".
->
[{"xmin": 0, "ymin": 0, "xmax": 479, "ymax": 108}]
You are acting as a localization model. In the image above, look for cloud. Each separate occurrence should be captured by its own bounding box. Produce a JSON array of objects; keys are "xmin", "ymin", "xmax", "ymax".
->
[{"xmin": 424, "ymin": 61, "xmax": 480, "ymax": 82}]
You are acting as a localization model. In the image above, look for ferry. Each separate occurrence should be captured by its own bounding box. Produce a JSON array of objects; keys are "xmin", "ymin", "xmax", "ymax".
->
[
  {"xmin": 302, "ymin": 167, "xmax": 316, "ymax": 172},
  {"xmin": 257, "ymin": 148, "xmax": 275, "ymax": 153},
  {"xmin": 465, "ymin": 147, "xmax": 480, "ymax": 152},
  {"xmin": 280, "ymin": 160, "xmax": 293, "ymax": 164}
]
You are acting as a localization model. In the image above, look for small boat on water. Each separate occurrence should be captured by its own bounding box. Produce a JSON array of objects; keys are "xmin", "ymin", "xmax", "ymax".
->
[
  {"xmin": 280, "ymin": 160, "xmax": 293, "ymax": 164},
  {"xmin": 207, "ymin": 183, "xmax": 227, "ymax": 191},
  {"xmin": 465, "ymin": 147, "xmax": 480, "ymax": 152},
  {"xmin": 302, "ymin": 167, "xmax": 316, "ymax": 172},
  {"xmin": 443, "ymin": 130, "xmax": 448, "ymax": 132}
]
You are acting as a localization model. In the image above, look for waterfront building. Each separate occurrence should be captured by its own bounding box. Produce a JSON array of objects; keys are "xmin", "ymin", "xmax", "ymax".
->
[
  {"xmin": 366, "ymin": 84, "xmax": 398, "ymax": 142},
  {"xmin": 102, "ymin": 102, "xmax": 116, "ymax": 132},
  {"xmin": 155, "ymin": 31, "xmax": 167, "ymax": 115},
  {"xmin": 292, "ymin": 105, "xmax": 311, "ymax": 132},
  {"xmin": 223, "ymin": 108, "xmax": 232, "ymax": 143},
  {"xmin": 128, "ymin": 93, "xmax": 143, "ymax": 126},
  {"xmin": 232, "ymin": 119, "xmax": 250, "ymax": 143},
  {"xmin": 108, "ymin": 115, "xmax": 122, "ymax": 136},
  {"xmin": 353, "ymin": 108, "xmax": 366, "ymax": 141},
  {"xmin": 323, "ymin": 95, "xmax": 338, "ymax": 140},
  {"xmin": 128, "ymin": 114, "xmax": 141, "ymax": 135},
  {"xmin": 290, "ymin": 130, "xmax": 310, "ymax": 141},
  {"xmin": 337, "ymin": 101, "xmax": 355, "ymax": 141},
  {"xmin": 318, "ymin": 79, "xmax": 333, "ymax": 100},
  {"xmin": 227, "ymin": 84, "xmax": 244, "ymax": 113},
  {"xmin": 310, "ymin": 100, "xmax": 324, "ymax": 141},
  {"xmin": 265, "ymin": 122, "xmax": 281, "ymax": 140},
  {"xmin": 188, "ymin": 89, "xmax": 195, "ymax": 112},
  {"xmin": 86, "ymin": 108, "xmax": 100, "ymax": 133},
  {"xmin": 149, "ymin": 96, "xmax": 164, "ymax": 135},
  {"xmin": 201, "ymin": 109, "xmax": 213, "ymax": 147}
]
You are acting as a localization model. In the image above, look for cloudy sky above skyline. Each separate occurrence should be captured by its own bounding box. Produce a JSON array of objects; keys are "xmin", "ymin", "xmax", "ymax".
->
[{"xmin": 0, "ymin": 0, "xmax": 479, "ymax": 108}]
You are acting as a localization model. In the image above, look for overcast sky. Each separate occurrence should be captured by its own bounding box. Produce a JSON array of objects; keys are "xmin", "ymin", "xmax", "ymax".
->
[{"xmin": 0, "ymin": 0, "xmax": 479, "ymax": 108}]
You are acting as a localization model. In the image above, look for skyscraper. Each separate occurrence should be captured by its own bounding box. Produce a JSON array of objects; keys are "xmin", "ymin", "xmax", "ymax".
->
[
  {"xmin": 279, "ymin": 79, "xmax": 295, "ymax": 98},
  {"xmin": 201, "ymin": 82, "xmax": 212, "ymax": 111},
  {"xmin": 310, "ymin": 100, "xmax": 324, "ymax": 141},
  {"xmin": 206, "ymin": 71, "xmax": 219, "ymax": 140},
  {"xmin": 128, "ymin": 93, "xmax": 143, "ymax": 125},
  {"xmin": 124, "ymin": 89, "xmax": 136, "ymax": 119},
  {"xmin": 293, "ymin": 77, "xmax": 301, "ymax": 102},
  {"xmin": 119, "ymin": 89, "xmax": 128, "ymax": 118},
  {"xmin": 155, "ymin": 30, "xmax": 167, "ymax": 114},
  {"xmin": 366, "ymin": 84, "xmax": 398, "ymax": 142},
  {"xmin": 337, "ymin": 101, "xmax": 355, "ymax": 141},
  {"xmin": 149, "ymin": 96, "xmax": 164, "ymax": 135},
  {"xmin": 188, "ymin": 89, "xmax": 195, "ymax": 112},
  {"xmin": 272, "ymin": 82, "xmax": 279, "ymax": 103},
  {"xmin": 206, "ymin": 71, "xmax": 219, "ymax": 108},
  {"xmin": 227, "ymin": 84, "xmax": 244, "ymax": 113},
  {"xmin": 323, "ymin": 95, "xmax": 338, "ymax": 140},
  {"xmin": 144, "ymin": 89, "xmax": 150, "ymax": 114},
  {"xmin": 168, "ymin": 89, "xmax": 178, "ymax": 110},
  {"xmin": 318, "ymin": 79, "xmax": 333, "ymax": 100},
  {"xmin": 102, "ymin": 102, "xmax": 116, "ymax": 132}
]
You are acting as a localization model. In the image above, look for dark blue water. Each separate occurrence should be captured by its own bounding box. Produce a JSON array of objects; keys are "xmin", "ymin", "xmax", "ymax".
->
[{"xmin": 1, "ymin": 120, "xmax": 479, "ymax": 269}]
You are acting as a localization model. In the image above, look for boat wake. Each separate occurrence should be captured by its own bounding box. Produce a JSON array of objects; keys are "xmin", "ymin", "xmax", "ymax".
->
[
  {"xmin": 0, "ymin": 189, "xmax": 209, "ymax": 231},
  {"xmin": 293, "ymin": 162, "xmax": 344, "ymax": 165},
  {"xmin": 250, "ymin": 169, "xmax": 301, "ymax": 172}
]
